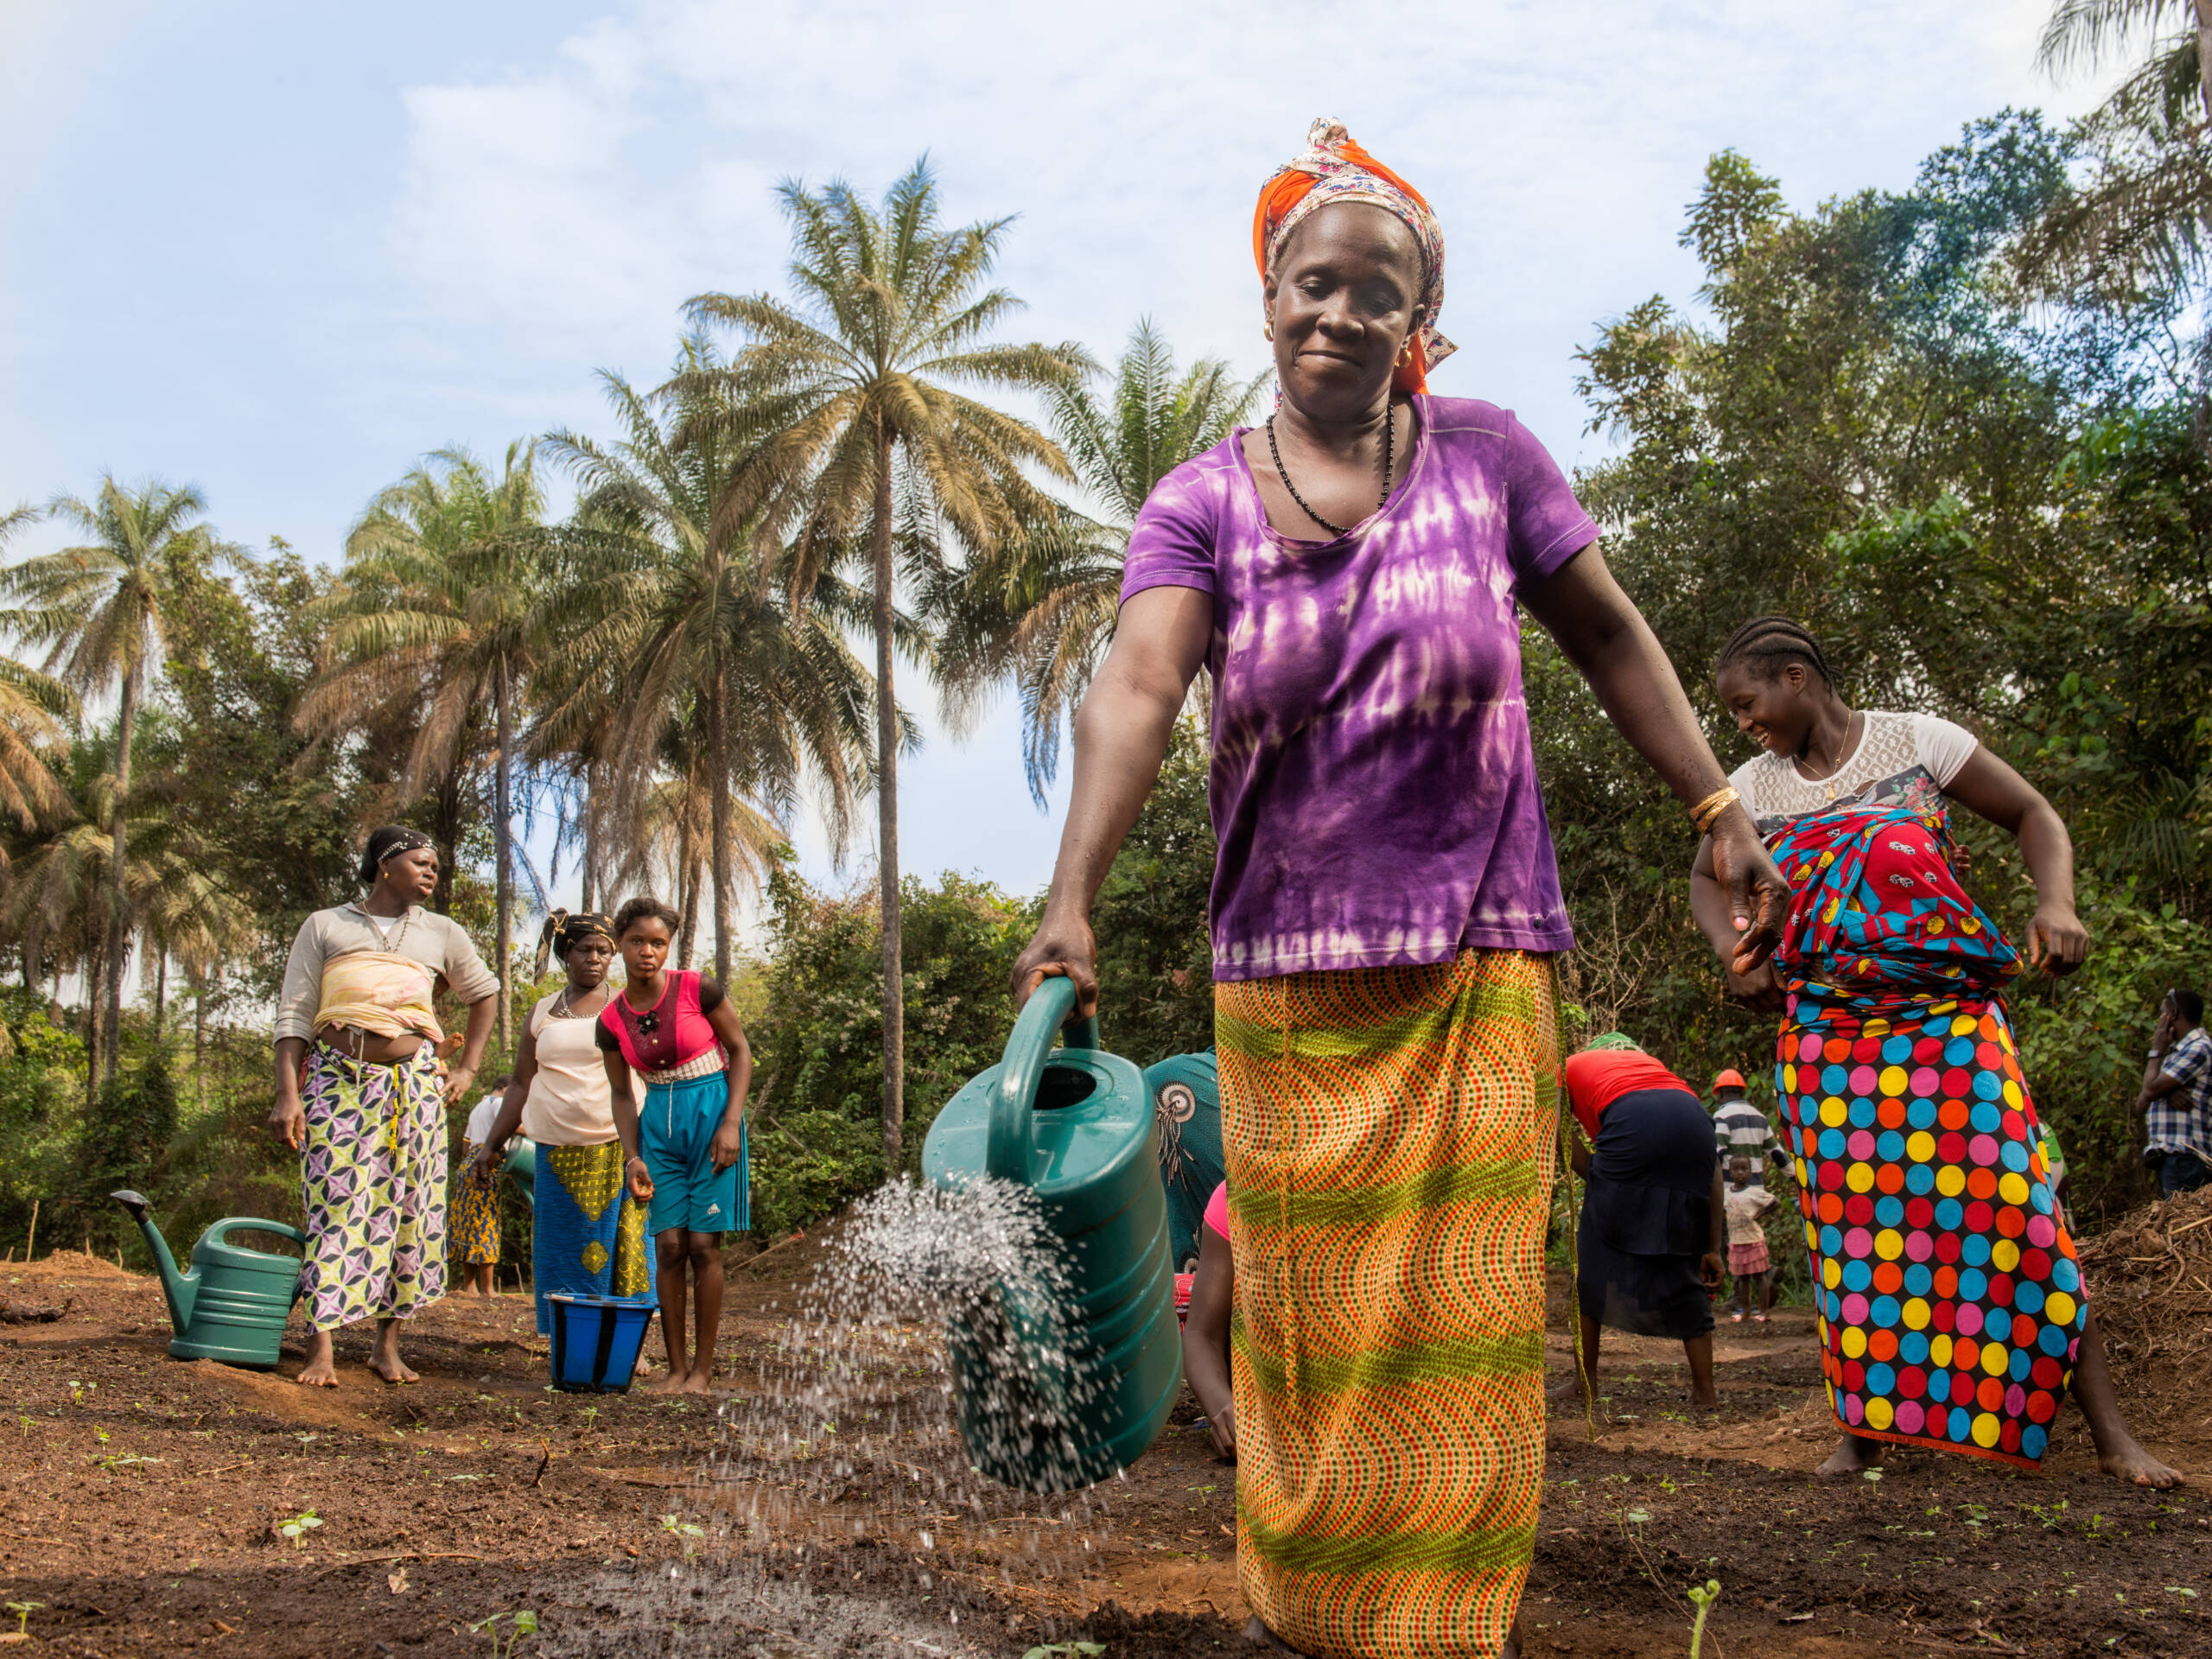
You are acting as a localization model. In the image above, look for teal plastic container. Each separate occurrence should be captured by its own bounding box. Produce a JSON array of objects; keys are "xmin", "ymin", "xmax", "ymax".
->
[
  {"xmin": 1144, "ymin": 1050, "xmax": 1223, "ymax": 1271},
  {"xmin": 111, "ymin": 1192, "xmax": 305, "ymax": 1370},
  {"xmin": 503, "ymin": 1139, "xmax": 536, "ymax": 1210},
  {"xmin": 922, "ymin": 977, "xmax": 1182, "ymax": 1491}
]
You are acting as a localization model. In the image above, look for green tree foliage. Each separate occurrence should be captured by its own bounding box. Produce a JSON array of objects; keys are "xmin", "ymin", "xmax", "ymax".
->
[
  {"xmin": 1089, "ymin": 717, "xmax": 1214, "ymax": 1060},
  {"xmin": 1556, "ymin": 114, "xmax": 2212, "ymax": 1217}
]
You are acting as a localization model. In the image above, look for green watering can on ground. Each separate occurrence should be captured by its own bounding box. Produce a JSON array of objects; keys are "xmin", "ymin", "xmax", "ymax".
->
[
  {"xmin": 111, "ymin": 1191, "xmax": 305, "ymax": 1370},
  {"xmin": 922, "ymin": 976, "xmax": 1182, "ymax": 1491}
]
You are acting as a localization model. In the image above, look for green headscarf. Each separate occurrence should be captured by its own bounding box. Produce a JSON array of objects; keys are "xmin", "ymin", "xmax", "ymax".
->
[{"xmin": 1585, "ymin": 1031, "xmax": 1641, "ymax": 1052}]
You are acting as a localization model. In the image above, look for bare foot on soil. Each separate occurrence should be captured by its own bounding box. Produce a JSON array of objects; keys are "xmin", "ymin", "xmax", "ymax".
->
[
  {"xmin": 1815, "ymin": 1432, "xmax": 1885, "ymax": 1477},
  {"xmin": 1243, "ymin": 1616, "xmax": 1311, "ymax": 1655},
  {"xmin": 1691, "ymin": 1388, "xmax": 1721, "ymax": 1411},
  {"xmin": 2099, "ymin": 1434, "xmax": 2184, "ymax": 1489},
  {"xmin": 296, "ymin": 1335, "xmax": 339, "ymax": 1389},
  {"xmin": 675, "ymin": 1369, "xmax": 714, "ymax": 1395},
  {"xmin": 641, "ymin": 1367, "xmax": 690, "ymax": 1395},
  {"xmin": 1545, "ymin": 1373, "xmax": 1591, "ymax": 1401},
  {"xmin": 367, "ymin": 1352, "xmax": 419, "ymax": 1385}
]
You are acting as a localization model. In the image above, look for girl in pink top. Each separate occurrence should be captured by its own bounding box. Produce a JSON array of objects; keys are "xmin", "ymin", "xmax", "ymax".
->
[
  {"xmin": 1180, "ymin": 1181, "xmax": 1236, "ymax": 1460},
  {"xmin": 595, "ymin": 898, "xmax": 752, "ymax": 1395}
]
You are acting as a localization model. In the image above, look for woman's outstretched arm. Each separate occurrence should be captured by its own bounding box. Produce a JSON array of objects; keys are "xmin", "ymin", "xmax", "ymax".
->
[
  {"xmin": 1009, "ymin": 585, "xmax": 1213, "ymax": 1014},
  {"xmin": 1519, "ymin": 544, "xmax": 1789, "ymax": 972},
  {"xmin": 1940, "ymin": 746, "xmax": 2088, "ymax": 973}
]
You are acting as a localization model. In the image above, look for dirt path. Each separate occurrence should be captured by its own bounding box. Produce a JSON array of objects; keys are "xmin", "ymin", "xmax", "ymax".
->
[{"xmin": 3, "ymin": 1248, "xmax": 2206, "ymax": 1656}]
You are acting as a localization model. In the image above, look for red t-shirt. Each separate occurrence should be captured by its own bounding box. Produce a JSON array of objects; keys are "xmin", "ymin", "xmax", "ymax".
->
[{"xmin": 1561, "ymin": 1049, "xmax": 1690, "ymax": 1143}]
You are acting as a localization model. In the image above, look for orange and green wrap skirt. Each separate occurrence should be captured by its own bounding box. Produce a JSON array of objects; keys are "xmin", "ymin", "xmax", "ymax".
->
[{"xmin": 1217, "ymin": 950, "xmax": 1558, "ymax": 1659}]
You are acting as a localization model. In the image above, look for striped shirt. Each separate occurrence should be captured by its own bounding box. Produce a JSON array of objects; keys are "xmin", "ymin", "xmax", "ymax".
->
[{"xmin": 1713, "ymin": 1096, "xmax": 1782, "ymax": 1185}]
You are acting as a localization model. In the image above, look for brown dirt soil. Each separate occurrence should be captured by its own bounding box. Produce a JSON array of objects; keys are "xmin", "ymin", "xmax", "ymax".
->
[{"xmin": 4, "ymin": 1206, "xmax": 2211, "ymax": 1659}]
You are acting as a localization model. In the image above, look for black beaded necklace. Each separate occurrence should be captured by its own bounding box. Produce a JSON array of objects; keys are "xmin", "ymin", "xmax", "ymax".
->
[{"xmin": 1265, "ymin": 404, "xmax": 1397, "ymax": 538}]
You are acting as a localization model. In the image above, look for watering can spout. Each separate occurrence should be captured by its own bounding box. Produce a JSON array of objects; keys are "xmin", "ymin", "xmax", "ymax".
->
[{"xmin": 111, "ymin": 1190, "xmax": 197, "ymax": 1336}]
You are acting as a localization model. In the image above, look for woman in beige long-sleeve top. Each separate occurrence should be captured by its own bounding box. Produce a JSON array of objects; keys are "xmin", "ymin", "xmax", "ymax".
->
[{"xmin": 268, "ymin": 826, "xmax": 498, "ymax": 1387}]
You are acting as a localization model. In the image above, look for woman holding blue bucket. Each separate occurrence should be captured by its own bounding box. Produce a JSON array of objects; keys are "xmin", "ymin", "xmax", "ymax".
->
[
  {"xmin": 597, "ymin": 897, "xmax": 753, "ymax": 1395},
  {"xmin": 472, "ymin": 911, "xmax": 656, "ymax": 1352}
]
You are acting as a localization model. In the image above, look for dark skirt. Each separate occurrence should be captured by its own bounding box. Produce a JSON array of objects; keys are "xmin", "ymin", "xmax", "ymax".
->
[{"xmin": 1576, "ymin": 1086, "xmax": 1717, "ymax": 1339}]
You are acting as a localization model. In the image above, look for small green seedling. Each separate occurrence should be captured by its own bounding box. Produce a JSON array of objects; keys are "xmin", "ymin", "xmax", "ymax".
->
[
  {"xmin": 5, "ymin": 1602, "xmax": 43, "ymax": 1637},
  {"xmin": 659, "ymin": 1513, "xmax": 705, "ymax": 1561},
  {"xmin": 1022, "ymin": 1644, "xmax": 1106, "ymax": 1659},
  {"xmin": 276, "ymin": 1509, "xmax": 322, "ymax": 1548},
  {"xmin": 1688, "ymin": 1579, "xmax": 1721, "ymax": 1659},
  {"xmin": 467, "ymin": 1609, "xmax": 539, "ymax": 1656}
]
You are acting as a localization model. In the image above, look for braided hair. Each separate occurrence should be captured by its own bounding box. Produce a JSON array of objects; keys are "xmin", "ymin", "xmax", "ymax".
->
[{"xmin": 1713, "ymin": 615, "xmax": 1834, "ymax": 686}]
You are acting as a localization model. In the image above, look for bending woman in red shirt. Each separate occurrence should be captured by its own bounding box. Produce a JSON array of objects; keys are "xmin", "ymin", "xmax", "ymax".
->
[{"xmin": 1557, "ymin": 1034, "xmax": 1725, "ymax": 1409}]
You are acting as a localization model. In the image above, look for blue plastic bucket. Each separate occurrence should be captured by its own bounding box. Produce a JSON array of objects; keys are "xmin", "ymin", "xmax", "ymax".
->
[{"xmin": 546, "ymin": 1294, "xmax": 655, "ymax": 1393}]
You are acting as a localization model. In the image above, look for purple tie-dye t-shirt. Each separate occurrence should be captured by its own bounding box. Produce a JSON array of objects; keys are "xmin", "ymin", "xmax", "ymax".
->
[{"xmin": 1121, "ymin": 395, "xmax": 1596, "ymax": 982}]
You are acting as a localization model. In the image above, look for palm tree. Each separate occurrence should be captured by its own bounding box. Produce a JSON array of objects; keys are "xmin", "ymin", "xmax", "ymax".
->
[
  {"xmin": 940, "ymin": 319, "xmax": 1268, "ymax": 801},
  {"xmin": 2025, "ymin": 2, "xmax": 2212, "ymax": 311},
  {"xmin": 0, "ymin": 479, "xmax": 211, "ymax": 1085},
  {"xmin": 543, "ymin": 351, "xmax": 880, "ymax": 986},
  {"xmin": 296, "ymin": 443, "xmax": 552, "ymax": 1046},
  {"xmin": 685, "ymin": 161, "xmax": 1087, "ymax": 1161},
  {"xmin": 0, "ymin": 509, "xmax": 72, "ymax": 841}
]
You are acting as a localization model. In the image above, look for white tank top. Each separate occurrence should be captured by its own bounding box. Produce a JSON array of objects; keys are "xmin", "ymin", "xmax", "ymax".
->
[{"xmin": 518, "ymin": 992, "xmax": 639, "ymax": 1146}]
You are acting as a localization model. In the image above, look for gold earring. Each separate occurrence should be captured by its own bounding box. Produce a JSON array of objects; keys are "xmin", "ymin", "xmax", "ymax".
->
[{"xmin": 1263, "ymin": 320, "xmax": 1274, "ymax": 341}]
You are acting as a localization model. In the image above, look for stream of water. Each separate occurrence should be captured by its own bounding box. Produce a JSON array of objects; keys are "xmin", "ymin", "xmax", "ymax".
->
[{"xmin": 546, "ymin": 1178, "xmax": 1135, "ymax": 1657}]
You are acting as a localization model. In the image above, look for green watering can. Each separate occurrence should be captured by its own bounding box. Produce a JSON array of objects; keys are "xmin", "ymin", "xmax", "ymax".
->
[
  {"xmin": 111, "ymin": 1191, "xmax": 304, "ymax": 1370},
  {"xmin": 922, "ymin": 976, "xmax": 1182, "ymax": 1491},
  {"xmin": 502, "ymin": 1139, "xmax": 536, "ymax": 1209}
]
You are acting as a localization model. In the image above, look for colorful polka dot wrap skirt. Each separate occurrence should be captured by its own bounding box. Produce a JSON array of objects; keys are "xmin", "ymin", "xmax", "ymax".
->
[{"xmin": 1770, "ymin": 803, "xmax": 2083, "ymax": 1470}]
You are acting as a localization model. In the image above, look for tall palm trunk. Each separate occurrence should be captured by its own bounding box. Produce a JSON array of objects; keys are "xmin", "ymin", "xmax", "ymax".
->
[
  {"xmin": 193, "ymin": 971, "xmax": 207, "ymax": 1111},
  {"xmin": 707, "ymin": 659, "xmax": 735, "ymax": 986},
  {"xmin": 432, "ymin": 776, "xmax": 463, "ymax": 916},
  {"xmin": 580, "ymin": 764, "xmax": 598, "ymax": 913},
  {"xmin": 152, "ymin": 950, "xmax": 166, "ymax": 1040},
  {"xmin": 676, "ymin": 813, "xmax": 700, "ymax": 969},
  {"xmin": 493, "ymin": 655, "xmax": 514, "ymax": 1049},
  {"xmin": 872, "ymin": 421, "xmax": 904, "ymax": 1165},
  {"xmin": 84, "ymin": 941, "xmax": 106, "ymax": 1105},
  {"xmin": 102, "ymin": 670, "xmax": 139, "ymax": 1079},
  {"xmin": 2199, "ymin": 0, "xmax": 2212, "ymax": 121}
]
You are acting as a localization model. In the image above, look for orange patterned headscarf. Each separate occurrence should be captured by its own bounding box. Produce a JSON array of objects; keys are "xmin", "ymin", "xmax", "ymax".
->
[{"xmin": 1253, "ymin": 118, "xmax": 1455, "ymax": 395}]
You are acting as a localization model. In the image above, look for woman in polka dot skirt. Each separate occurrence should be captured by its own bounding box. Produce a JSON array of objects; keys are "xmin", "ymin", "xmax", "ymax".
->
[{"xmin": 1688, "ymin": 618, "xmax": 2179, "ymax": 1487}]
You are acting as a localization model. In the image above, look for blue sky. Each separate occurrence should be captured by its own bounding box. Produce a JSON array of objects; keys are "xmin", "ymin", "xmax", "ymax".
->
[{"xmin": 0, "ymin": 1, "xmax": 2112, "ymax": 938}]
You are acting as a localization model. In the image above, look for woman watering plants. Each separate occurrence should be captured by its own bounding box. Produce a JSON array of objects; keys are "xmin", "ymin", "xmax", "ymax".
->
[
  {"xmin": 596, "ymin": 897, "xmax": 751, "ymax": 1395},
  {"xmin": 1009, "ymin": 118, "xmax": 1789, "ymax": 1659},
  {"xmin": 472, "ymin": 911, "xmax": 655, "ymax": 1344},
  {"xmin": 270, "ymin": 826, "xmax": 499, "ymax": 1387},
  {"xmin": 1691, "ymin": 617, "xmax": 2179, "ymax": 1487}
]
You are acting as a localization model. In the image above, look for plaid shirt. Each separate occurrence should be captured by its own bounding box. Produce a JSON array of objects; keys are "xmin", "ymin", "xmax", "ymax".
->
[{"xmin": 2146, "ymin": 1027, "xmax": 2212, "ymax": 1157}]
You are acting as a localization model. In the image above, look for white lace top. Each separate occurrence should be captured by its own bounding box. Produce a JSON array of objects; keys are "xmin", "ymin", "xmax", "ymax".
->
[{"xmin": 1727, "ymin": 711, "xmax": 1979, "ymax": 837}]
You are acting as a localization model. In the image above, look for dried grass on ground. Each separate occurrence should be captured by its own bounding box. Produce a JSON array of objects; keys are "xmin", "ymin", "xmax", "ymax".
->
[{"xmin": 2075, "ymin": 1184, "xmax": 2212, "ymax": 1440}]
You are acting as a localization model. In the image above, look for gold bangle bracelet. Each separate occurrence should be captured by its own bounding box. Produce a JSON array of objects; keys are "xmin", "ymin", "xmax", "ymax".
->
[{"xmin": 1689, "ymin": 785, "xmax": 1740, "ymax": 835}]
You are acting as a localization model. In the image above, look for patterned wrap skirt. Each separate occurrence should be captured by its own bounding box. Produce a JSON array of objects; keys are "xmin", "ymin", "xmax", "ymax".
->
[
  {"xmin": 450, "ymin": 1138, "xmax": 503, "ymax": 1267},
  {"xmin": 297, "ymin": 1043, "xmax": 448, "ymax": 1331},
  {"xmin": 1770, "ymin": 803, "xmax": 2085, "ymax": 1469},
  {"xmin": 532, "ymin": 1140, "xmax": 657, "ymax": 1337},
  {"xmin": 1217, "ymin": 949, "xmax": 1557, "ymax": 1659}
]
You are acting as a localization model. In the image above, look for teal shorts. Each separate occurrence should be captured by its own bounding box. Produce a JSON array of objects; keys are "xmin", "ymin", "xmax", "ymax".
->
[{"xmin": 639, "ymin": 1070, "xmax": 749, "ymax": 1236}]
